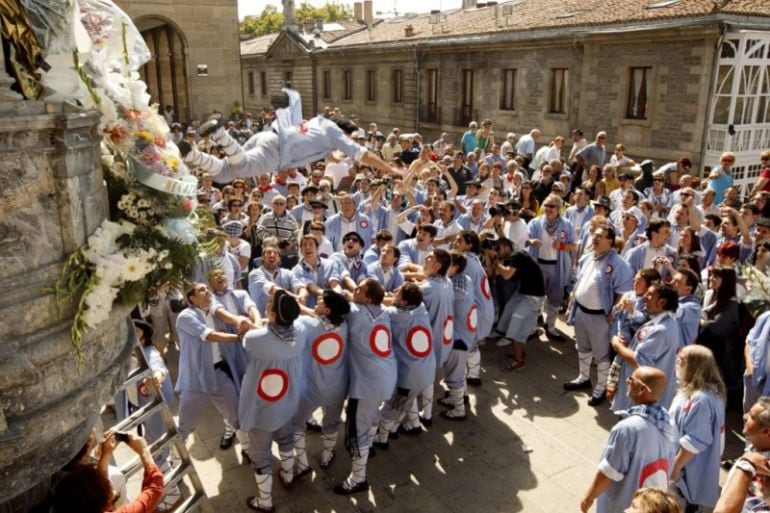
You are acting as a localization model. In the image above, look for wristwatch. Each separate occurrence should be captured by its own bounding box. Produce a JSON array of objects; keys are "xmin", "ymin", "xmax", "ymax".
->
[{"xmin": 735, "ymin": 457, "xmax": 757, "ymax": 478}]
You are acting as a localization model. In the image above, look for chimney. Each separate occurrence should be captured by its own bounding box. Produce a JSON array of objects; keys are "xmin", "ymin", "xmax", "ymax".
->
[
  {"xmin": 315, "ymin": 18, "xmax": 324, "ymax": 32},
  {"xmin": 354, "ymin": 2, "xmax": 363, "ymax": 22},
  {"xmin": 404, "ymin": 24, "xmax": 414, "ymax": 37},
  {"xmin": 364, "ymin": 0, "xmax": 374, "ymax": 26},
  {"xmin": 462, "ymin": 0, "xmax": 477, "ymax": 8},
  {"xmin": 282, "ymin": 0, "xmax": 297, "ymax": 30},
  {"xmin": 303, "ymin": 18, "xmax": 314, "ymax": 32}
]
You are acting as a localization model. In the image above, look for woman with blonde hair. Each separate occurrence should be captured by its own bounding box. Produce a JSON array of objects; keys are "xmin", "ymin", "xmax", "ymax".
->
[
  {"xmin": 668, "ymin": 345, "xmax": 726, "ymax": 512},
  {"xmin": 625, "ymin": 488, "xmax": 682, "ymax": 513}
]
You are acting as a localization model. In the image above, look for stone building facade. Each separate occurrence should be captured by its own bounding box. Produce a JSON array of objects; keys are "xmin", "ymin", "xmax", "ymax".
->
[
  {"xmin": 116, "ymin": 0, "xmax": 243, "ymax": 122},
  {"xmin": 241, "ymin": 0, "xmax": 770, "ymax": 196}
]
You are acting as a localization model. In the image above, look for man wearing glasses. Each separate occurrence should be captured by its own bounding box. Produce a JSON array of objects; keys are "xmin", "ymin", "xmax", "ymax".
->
[
  {"xmin": 609, "ymin": 281, "xmax": 681, "ymax": 412},
  {"xmin": 525, "ymin": 194, "xmax": 578, "ymax": 341},
  {"xmin": 565, "ymin": 224, "xmax": 633, "ymax": 406},
  {"xmin": 580, "ymin": 366, "xmax": 676, "ymax": 513}
]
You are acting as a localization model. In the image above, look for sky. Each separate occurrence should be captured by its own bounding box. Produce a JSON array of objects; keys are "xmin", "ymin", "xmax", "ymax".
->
[{"xmin": 237, "ymin": 0, "xmax": 455, "ymax": 20}]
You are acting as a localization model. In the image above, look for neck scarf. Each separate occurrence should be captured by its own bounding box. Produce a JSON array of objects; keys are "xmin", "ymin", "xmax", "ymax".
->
[
  {"xmin": 268, "ymin": 323, "xmax": 296, "ymax": 344},
  {"xmin": 620, "ymin": 403, "xmax": 676, "ymax": 442},
  {"xmin": 544, "ymin": 215, "xmax": 561, "ymax": 237}
]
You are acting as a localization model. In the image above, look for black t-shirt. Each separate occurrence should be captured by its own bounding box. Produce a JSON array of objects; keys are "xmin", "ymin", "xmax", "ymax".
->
[{"xmin": 506, "ymin": 250, "xmax": 545, "ymax": 297}]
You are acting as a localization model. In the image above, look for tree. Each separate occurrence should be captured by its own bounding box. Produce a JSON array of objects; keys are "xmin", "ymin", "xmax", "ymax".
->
[
  {"xmin": 240, "ymin": 5, "xmax": 283, "ymax": 38},
  {"xmin": 240, "ymin": 2, "xmax": 353, "ymax": 39}
]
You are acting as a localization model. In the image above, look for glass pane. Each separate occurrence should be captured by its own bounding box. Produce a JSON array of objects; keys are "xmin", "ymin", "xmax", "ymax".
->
[
  {"xmin": 762, "ymin": 66, "xmax": 770, "ymax": 95},
  {"xmin": 758, "ymin": 96, "xmax": 769, "ymax": 124},
  {"xmin": 717, "ymin": 65, "xmax": 734, "ymax": 95},
  {"xmin": 721, "ymin": 40, "xmax": 737, "ymax": 59},
  {"xmin": 740, "ymin": 66, "xmax": 760, "ymax": 95},
  {"xmin": 713, "ymin": 96, "xmax": 731, "ymax": 124},
  {"xmin": 746, "ymin": 39, "xmax": 763, "ymax": 59}
]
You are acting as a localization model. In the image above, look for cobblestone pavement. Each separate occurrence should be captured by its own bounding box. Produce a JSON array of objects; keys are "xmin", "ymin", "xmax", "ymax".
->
[{"xmin": 157, "ymin": 318, "xmax": 745, "ymax": 513}]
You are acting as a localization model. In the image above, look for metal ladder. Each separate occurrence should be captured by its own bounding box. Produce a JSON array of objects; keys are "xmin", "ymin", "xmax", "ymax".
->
[{"xmin": 104, "ymin": 339, "xmax": 211, "ymax": 513}]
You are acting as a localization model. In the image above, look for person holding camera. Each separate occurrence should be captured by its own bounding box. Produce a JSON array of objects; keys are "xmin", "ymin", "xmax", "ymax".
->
[{"xmin": 52, "ymin": 431, "xmax": 164, "ymax": 513}]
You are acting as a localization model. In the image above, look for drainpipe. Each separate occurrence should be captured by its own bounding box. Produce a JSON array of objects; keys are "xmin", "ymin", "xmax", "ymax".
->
[
  {"xmin": 414, "ymin": 44, "xmax": 422, "ymax": 133},
  {"xmin": 310, "ymin": 52, "xmax": 318, "ymax": 116},
  {"xmin": 698, "ymin": 23, "xmax": 726, "ymax": 179}
]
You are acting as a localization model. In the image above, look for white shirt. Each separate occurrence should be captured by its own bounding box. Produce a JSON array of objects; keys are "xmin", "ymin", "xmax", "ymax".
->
[
  {"xmin": 338, "ymin": 217, "xmax": 357, "ymax": 251},
  {"xmin": 503, "ymin": 219, "xmax": 529, "ymax": 252},
  {"xmin": 539, "ymin": 230, "xmax": 558, "ymax": 261},
  {"xmin": 325, "ymin": 161, "xmax": 350, "ymax": 189},
  {"xmin": 204, "ymin": 310, "xmax": 223, "ymax": 364},
  {"xmin": 575, "ymin": 257, "xmax": 603, "ymax": 310},
  {"xmin": 643, "ymin": 245, "xmax": 667, "ymax": 270},
  {"xmin": 435, "ymin": 219, "xmax": 461, "ymax": 250}
]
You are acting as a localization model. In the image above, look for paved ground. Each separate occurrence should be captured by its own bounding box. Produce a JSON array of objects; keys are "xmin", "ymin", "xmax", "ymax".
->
[{"xmin": 117, "ymin": 317, "xmax": 747, "ymax": 513}]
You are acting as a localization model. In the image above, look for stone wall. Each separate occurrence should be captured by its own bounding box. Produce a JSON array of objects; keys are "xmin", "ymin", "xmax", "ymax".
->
[
  {"xmin": 116, "ymin": 0, "xmax": 243, "ymax": 120},
  {"xmin": 0, "ymin": 101, "xmax": 134, "ymax": 512},
  {"xmin": 241, "ymin": 25, "xmax": 720, "ymax": 169}
]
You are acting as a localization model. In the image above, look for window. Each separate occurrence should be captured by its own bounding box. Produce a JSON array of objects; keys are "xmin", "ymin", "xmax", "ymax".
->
[
  {"xmin": 248, "ymin": 71, "xmax": 255, "ymax": 96},
  {"xmin": 366, "ymin": 69, "xmax": 376, "ymax": 102},
  {"xmin": 391, "ymin": 69, "xmax": 403, "ymax": 103},
  {"xmin": 260, "ymin": 72, "xmax": 267, "ymax": 96},
  {"xmin": 343, "ymin": 70, "xmax": 353, "ymax": 101},
  {"xmin": 427, "ymin": 68, "xmax": 439, "ymax": 112},
  {"xmin": 626, "ymin": 67, "xmax": 651, "ymax": 119},
  {"xmin": 500, "ymin": 68, "xmax": 516, "ymax": 110},
  {"xmin": 549, "ymin": 68, "xmax": 568, "ymax": 114},
  {"xmin": 322, "ymin": 71, "xmax": 331, "ymax": 100},
  {"xmin": 284, "ymin": 71, "xmax": 293, "ymax": 85},
  {"xmin": 462, "ymin": 69, "xmax": 474, "ymax": 111}
]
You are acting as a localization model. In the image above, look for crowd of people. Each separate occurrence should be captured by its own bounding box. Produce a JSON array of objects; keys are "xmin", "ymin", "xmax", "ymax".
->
[{"xmin": 75, "ymin": 89, "xmax": 770, "ymax": 513}]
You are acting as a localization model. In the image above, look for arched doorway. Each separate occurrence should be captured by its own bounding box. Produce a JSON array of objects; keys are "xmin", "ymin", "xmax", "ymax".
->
[{"xmin": 134, "ymin": 16, "xmax": 190, "ymax": 123}]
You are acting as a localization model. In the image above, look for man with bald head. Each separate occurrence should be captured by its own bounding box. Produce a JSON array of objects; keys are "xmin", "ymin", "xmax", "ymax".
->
[{"xmin": 581, "ymin": 366, "xmax": 677, "ymax": 513}]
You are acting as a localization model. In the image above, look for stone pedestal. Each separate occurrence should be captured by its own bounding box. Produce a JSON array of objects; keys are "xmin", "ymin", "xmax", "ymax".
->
[{"xmin": 0, "ymin": 102, "xmax": 133, "ymax": 512}]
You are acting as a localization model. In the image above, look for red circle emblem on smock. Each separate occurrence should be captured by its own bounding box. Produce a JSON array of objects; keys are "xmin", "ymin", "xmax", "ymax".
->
[
  {"xmin": 369, "ymin": 325, "xmax": 392, "ymax": 357},
  {"xmin": 312, "ymin": 333, "xmax": 344, "ymax": 365},
  {"xmin": 257, "ymin": 369, "xmax": 289, "ymax": 402},
  {"xmin": 406, "ymin": 325, "xmax": 432, "ymax": 357}
]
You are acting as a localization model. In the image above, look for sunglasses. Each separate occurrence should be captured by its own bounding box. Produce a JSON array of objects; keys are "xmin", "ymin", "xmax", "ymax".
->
[
  {"xmin": 762, "ymin": 157, "xmax": 770, "ymax": 161},
  {"xmin": 544, "ymin": 204, "xmax": 558, "ymax": 209},
  {"xmin": 653, "ymin": 178, "xmax": 664, "ymax": 182}
]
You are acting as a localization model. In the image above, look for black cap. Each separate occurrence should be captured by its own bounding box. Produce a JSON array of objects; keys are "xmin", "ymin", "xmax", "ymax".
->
[
  {"xmin": 343, "ymin": 231, "xmax": 364, "ymax": 245},
  {"xmin": 592, "ymin": 196, "xmax": 612, "ymax": 210},
  {"xmin": 310, "ymin": 200, "xmax": 328, "ymax": 209},
  {"xmin": 301, "ymin": 185, "xmax": 319, "ymax": 195}
]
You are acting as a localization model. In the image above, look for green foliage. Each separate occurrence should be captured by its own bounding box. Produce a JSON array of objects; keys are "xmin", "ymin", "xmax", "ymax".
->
[{"xmin": 240, "ymin": 2, "xmax": 352, "ymax": 38}]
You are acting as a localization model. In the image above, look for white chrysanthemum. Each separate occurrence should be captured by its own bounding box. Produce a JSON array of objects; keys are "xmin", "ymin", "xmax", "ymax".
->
[{"xmin": 122, "ymin": 255, "xmax": 146, "ymax": 282}]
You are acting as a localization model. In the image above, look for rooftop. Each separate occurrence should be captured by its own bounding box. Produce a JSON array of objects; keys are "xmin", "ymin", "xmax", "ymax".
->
[{"xmin": 331, "ymin": 0, "xmax": 770, "ymax": 48}]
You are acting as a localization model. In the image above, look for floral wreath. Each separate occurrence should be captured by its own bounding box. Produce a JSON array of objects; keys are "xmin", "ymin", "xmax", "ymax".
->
[{"xmin": 42, "ymin": 1, "xmax": 218, "ymax": 361}]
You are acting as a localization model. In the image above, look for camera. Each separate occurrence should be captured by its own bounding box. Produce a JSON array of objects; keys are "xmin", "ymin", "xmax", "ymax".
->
[
  {"xmin": 115, "ymin": 432, "xmax": 130, "ymax": 443},
  {"xmin": 489, "ymin": 206, "xmax": 501, "ymax": 217},
  {"xmin": 278, "ymin": 239, "xmax": 291, "ymax": 250}
]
